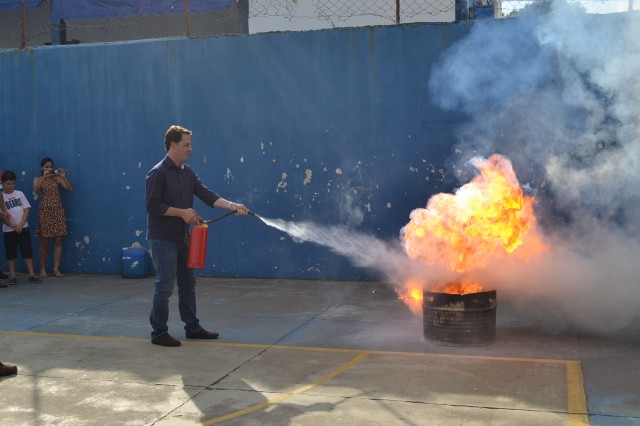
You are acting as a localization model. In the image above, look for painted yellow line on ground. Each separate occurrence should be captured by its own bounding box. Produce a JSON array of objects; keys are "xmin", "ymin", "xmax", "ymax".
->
[
  {"xmin": 566, "ymin": 361, "xmax": 590, "ymax": 426},
  {"xmin": 0, "ymin": 330, "xmax": 320, "ymax": 351},
  {"xmin": 371, "ymin": 350, "xmax": 589, "ymax": 425},
  {"xmin": 369, "ymin": 349, "xmax": 578, "ymax": 364},
  {"xmin": 1, "ymin": 330, "xmax": 590, "ymax": 424},
  {"xmin": 0, "ymin": 330, "xmax": 148, "ymax": 343},
  {"xmin": 199, "ymin": 351, "xmax": 369, "ymax": 425},
  {"xmin": 0, "ymin": 330, "xmax": 364, "ymax": 352},
  {"xmin": 188, "ymin": 340, "xmax": 365, "ymax": 353}
]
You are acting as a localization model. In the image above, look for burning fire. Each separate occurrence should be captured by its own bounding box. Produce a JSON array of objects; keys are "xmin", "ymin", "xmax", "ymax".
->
[
  {"xmin": 433, "ymin": 280, "xmax": 484, "ymax": 295},
  {"xmin": 397, "ymin": 279, "xmax": 424, "ymax": 316},
  {"xmin": 399, "ymin": 154, "xmax": 546, "ymax": 307}
]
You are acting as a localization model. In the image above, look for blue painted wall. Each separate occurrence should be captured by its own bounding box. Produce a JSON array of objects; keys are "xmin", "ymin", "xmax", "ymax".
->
[{"xmin": 0, "ymin": 23, "xmax": 471, "ymax": 280}]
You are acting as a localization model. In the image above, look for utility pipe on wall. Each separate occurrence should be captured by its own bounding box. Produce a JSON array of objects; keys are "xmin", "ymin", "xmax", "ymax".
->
[{"xmin": 20, "ymin": 0, "xmax": 26, "ymax": 48}]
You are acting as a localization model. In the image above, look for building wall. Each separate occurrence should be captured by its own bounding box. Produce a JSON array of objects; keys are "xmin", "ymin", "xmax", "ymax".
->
[
  {"xmin": 0, "ymin": 22, "xmax": 471, "ymax": 280},
  {"xmin": 0, "ymin": 1, "xmax": 247, "ymax": 49}
]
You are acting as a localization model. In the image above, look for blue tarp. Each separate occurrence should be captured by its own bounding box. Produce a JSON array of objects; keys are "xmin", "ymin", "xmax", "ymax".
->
[
  {"xmin": 52, "ymin": 0, "xmax": 234, "ymax": 21},
  {"xmin": 0, "ymin": 0, "xmax": 42, "ymax": 11}
]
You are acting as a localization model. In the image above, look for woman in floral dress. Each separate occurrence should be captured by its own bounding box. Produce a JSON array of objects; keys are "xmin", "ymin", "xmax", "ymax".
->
[{"xmin": 33, "ymin": 157, "xmax": 73, "ymax": 277}]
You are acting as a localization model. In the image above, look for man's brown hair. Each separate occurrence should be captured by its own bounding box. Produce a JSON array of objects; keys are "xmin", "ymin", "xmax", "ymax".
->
[{"xmin": 164, "ymin": 125, "xmax": 192, "ymax": 151}]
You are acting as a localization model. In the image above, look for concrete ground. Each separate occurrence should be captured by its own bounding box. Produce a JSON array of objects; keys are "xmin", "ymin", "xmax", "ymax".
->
[{"xmin": 0, "ymin": 274, "xmax": 638, "ymax": 425}]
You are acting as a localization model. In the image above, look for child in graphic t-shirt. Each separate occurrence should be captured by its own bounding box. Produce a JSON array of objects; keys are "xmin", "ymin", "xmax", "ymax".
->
[
  {"xmin": 0, "ymin": 177, "xmax": 7, "ymax": 288},
  {"xmin": 0, "ymin": 167, "xmax": 9, "ymax": 284},
  {"xmin": 1, "ymin": 170, "xmax": 42, "ymax": 284}
]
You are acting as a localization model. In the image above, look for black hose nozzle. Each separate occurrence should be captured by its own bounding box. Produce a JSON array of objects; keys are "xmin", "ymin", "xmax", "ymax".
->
[
  {"xmin": 200, "ymin": 210, "xmax": 261, "ymax": 224},
  {"xmin": 200, "ymin": 211, "xmax": 235, "ymax": 224}
]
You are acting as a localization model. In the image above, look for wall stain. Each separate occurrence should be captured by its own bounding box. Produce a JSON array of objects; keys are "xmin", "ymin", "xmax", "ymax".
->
[
  {"xmin": 303, "ymin": 169, "xmax": 312, "ymax": 185},
  {"xmin": 277, "ymin": 172, "xmax": 288, "ymax": 193}
]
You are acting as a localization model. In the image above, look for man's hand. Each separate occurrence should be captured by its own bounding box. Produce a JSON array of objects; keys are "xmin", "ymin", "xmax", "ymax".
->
[
  {"xmin": 180, "ymin": 208, "xmax": 200, "ymax": 224},
  {"xmin": 232, "ymin": 203, "xmax": 249, "ymax": 216}
]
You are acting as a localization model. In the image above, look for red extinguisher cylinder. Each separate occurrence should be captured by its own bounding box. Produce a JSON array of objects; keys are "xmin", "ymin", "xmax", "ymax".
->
[{"xmin": 187, "ymin": 224, "xmax": 208, "ymax": 269}]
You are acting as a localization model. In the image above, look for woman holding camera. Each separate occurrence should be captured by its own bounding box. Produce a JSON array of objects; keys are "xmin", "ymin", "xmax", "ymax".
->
[{"xmin": 33, "ymin": 157, "xmax": 73, "ymax": 278}]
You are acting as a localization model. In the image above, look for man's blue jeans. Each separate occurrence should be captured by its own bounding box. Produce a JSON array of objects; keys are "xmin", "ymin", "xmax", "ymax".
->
[{"xmin": 148, "ymin": 239, "xmax": 202, "ymax": 339}]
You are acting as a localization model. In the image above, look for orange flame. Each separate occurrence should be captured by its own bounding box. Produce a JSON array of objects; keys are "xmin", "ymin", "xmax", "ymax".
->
[
  {"xmin": 403, "ymin": 154, "xmax": 546, "ymax": 273},
  {"xmin": 432, "ymin": 279, "xmax": 483, "ymax": 295},
  {"xmin": 397, "ymin": 279, "xmax": 424, "ymax": 316},
  {"xmin": 398, "ymin": 154, "xmax": 547, "ymax": 303}
]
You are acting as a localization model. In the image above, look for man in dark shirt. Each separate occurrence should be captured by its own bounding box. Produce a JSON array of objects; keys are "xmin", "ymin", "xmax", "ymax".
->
[{"xmin": 146, "ymin": 125, "xmax": 249, "ymax": 347}]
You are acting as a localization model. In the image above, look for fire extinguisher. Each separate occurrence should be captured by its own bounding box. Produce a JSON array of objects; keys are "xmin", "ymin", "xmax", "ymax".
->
[
  {"xmin": 187, "ymin": 223, "xmax": 208, "ymax": 269},
  {"xmin": 186, "ymin": 210, "xmax": 252, "ymax": 269}
]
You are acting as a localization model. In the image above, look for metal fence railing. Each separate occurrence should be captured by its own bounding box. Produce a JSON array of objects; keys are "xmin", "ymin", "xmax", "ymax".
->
[
  {"xmin": 0, "ymin": 0, "xmax": 637, "ymax": 49},
  {"xmin": 252, "ymin": 0, "xmax": 453, "ymax": 23}
]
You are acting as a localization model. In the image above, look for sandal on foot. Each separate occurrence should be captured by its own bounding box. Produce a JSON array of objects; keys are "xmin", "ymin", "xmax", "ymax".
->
[
  {"xmin": 40, "ymin": 271, "xmax": 48, "ymax": 278},
  {"xmin": 53, "ymin": 270, "xmax": 64, "ymax": 278}
]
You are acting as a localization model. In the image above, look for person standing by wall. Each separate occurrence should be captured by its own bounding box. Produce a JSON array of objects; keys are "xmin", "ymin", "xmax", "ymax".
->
[
  {"xmin": 33, "ymin": 157, "xmax": 73, "ymax": 278},
  {"xmin": 2, "ymin": 170, "xmax": 42, "ymax": 284},
  {"xmin": 0, "ymin": 166, "xmax": 9, "ymax": 283},
  {"xmin": 146, "ymin": 125, "xmax": 249, "ymax": 347},
  {"xmin": 0, "ymin": 172, "xmax": 8, "ymax": 287}
]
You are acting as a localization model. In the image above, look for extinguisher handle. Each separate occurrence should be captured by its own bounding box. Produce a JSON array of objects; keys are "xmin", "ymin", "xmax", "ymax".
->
[{"xmin": 200, "ymin": 210, "xmax": 236, "ymax": 224}]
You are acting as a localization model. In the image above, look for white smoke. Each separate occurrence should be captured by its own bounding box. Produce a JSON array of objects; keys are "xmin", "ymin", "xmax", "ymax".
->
[
  {"xmin": 428, "ymin": 3, "xmax": 640, "ymax": 332},
  {"xmin": 258, "ymin": 216, "xmax": 455, "ymax": 290},
  {"xmin": 337, "ymin": 191, "xmax": 365, "ymax": 227},
  {"xmin": 255, "ymin": 5, "xmax": 640, "ymax": 334}
]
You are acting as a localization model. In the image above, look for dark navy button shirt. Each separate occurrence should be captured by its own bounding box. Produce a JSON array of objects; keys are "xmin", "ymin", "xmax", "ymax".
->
[{"xmin": 145, "ymin": 156, "xmax": 220, "ymax": 242}]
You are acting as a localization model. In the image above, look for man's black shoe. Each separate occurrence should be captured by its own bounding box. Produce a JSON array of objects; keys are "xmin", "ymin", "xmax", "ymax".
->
[
  {"xmin": 151, "ymin": 333, "xmax": 181, "ymax": 347},
  {"xmin": 0, "ymin": 362, "xmax": 18, "ymax": 376},
  {"xmin": 186, "ymin": 329, "xmax": 219, "ymax": 339},
  {"xmin": 0, "ymin": 271, "xmax": 8, "ymax": 279}
]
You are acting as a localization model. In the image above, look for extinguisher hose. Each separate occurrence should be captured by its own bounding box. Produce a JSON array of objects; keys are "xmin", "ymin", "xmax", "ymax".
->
[{"xmin": 200, "ymin": 210, "xmax": 261, "ymax": 224}]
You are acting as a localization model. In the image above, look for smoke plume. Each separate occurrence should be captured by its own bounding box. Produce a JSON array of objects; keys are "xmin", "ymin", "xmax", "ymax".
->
[
  {"xmin": 258, "ymin": 216, "xmax": 456, "ymax": 290},
  {"xmin": 258, "ymin": 4, "xmax": 639, "ymax": 335},
  {"xmin": 428, "ymin": 3, "xmax": 640, "ymax": 332}
]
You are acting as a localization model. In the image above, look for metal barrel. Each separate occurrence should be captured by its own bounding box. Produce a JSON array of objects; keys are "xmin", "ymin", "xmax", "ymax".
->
[{"xmin": 423, "ymin": 290, "xmax": 497, "ymax": 346}]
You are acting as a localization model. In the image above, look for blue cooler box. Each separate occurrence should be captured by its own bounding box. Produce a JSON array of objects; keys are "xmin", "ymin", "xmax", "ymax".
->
[{"xmin": 121, "ymin": 247, "xmax": 151, "ymax": 278}]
